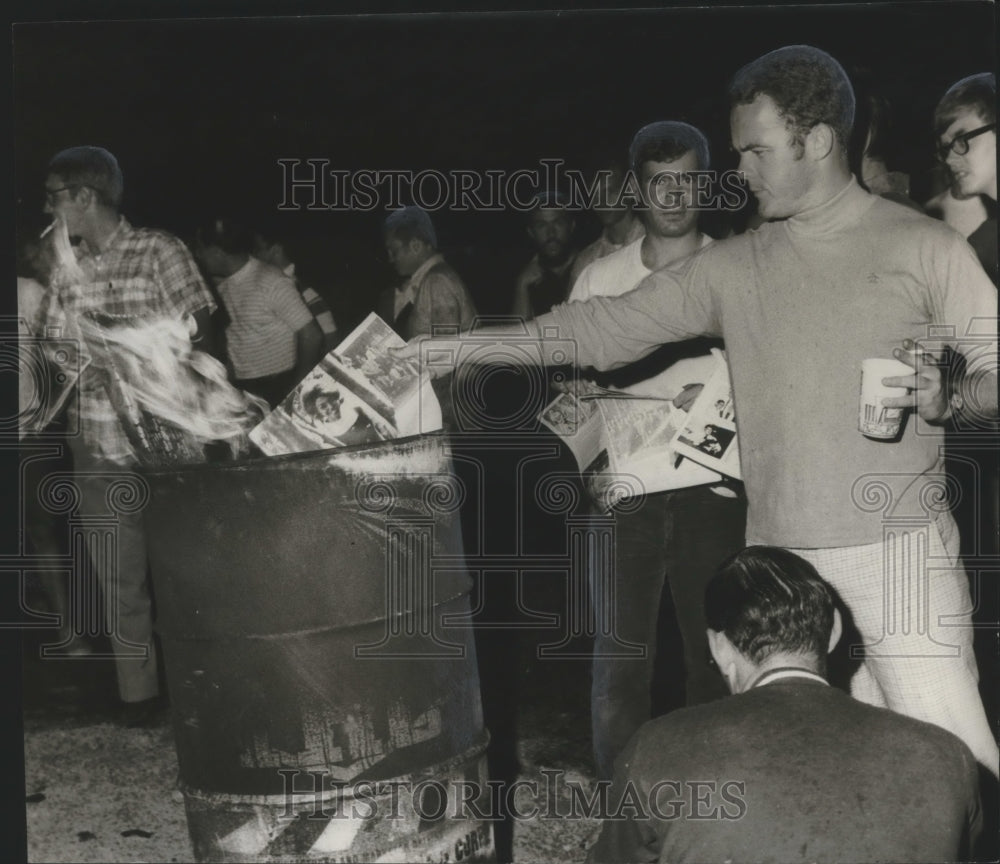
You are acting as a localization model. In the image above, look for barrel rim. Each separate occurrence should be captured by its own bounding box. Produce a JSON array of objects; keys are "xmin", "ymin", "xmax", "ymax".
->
[{"xmin": 140, "ymin": 430, "xmax": 446, "ymax": 477}]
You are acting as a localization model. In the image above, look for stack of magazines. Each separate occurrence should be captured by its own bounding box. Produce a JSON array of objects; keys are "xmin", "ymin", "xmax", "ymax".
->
[
  {"xmin": 539, "ymin": 347, "xmax": 740, "ymax": 509},
  {"xmin": 250, "ymin": 313, "xmax": 441, "ymax": 456}
]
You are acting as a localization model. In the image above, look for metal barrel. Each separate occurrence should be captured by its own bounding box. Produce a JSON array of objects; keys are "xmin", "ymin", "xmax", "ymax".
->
[{"xmin": 142, "ymin": 433, "xmax": 495, "ymax": 862}]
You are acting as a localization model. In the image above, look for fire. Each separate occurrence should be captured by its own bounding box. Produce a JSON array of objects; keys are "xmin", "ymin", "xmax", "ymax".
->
[{"xmin": 78, "ymin": 314, "xmax": 268, "ymax": 459}]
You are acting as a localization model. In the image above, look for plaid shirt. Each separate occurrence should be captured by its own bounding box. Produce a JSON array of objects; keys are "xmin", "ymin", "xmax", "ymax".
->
[{"xmin": 43, "ymin": 218, "xmax": 216, "ymax": 465}]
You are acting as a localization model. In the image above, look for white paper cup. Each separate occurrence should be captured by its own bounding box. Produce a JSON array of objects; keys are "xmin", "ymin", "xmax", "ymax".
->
[{"xmin": 859, "ymin": 358, "xmax": 914, "ymax": 439}]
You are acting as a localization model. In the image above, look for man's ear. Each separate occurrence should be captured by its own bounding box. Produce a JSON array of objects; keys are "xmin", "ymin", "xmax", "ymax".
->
[
  {"xmin": 74, "ymin": 185, "xmax": 96, "ymax": 209},
  {"xmin": 805, "ymin": 123, "xmax": 836, "ymax": 161},
  {"xmin": 707, "ymin": 629, "xmax": 737, "ymax": 693},
  {"xmin": 827, "ymin": 607, "xmax": 843, "ymax": 654},
  {"xmin": 707, "ymin": 628, "xmax": 726, "ymax": 666}
]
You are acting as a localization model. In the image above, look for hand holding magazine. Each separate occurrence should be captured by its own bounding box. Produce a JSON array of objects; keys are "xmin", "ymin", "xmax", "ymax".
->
[
  {"xmin": 539, "ymin": 352, "xmax": 734, "ymax": 510},
  {"xmin": 250, "ymin": 312, "xmax": 442, "ymax": 456}
]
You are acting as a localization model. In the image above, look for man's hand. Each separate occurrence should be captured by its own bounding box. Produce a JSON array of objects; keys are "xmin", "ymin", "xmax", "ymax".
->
[
  {"xmin": 390, "ymin": 335, "xmax": 455, "ymax": 379},
  {"xmin": 672, "ymin": 383, "xmax": 704, "ymax": 412},
  {"xmin": 49, "ymin": 214, "xmax": 89, "ymax": 286},
  {"xmin": 391, "ymin": 335, "xmax": 421, "ymax": 362},
  {"xmin": 881, "ymin": 339, "xmax": 950, "ymax": 423},
  {"xmin": 551, "ymin": 375, "xmax": 604, "ymax": 398}
]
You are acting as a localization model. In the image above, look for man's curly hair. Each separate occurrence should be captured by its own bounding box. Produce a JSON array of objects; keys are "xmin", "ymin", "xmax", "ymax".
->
[{"xmin": 728, "ymin": 45, "xmax": 856, "ymax": 152}]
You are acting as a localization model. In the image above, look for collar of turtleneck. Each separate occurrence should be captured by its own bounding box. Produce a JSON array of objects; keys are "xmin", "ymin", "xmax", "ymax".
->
[{"xmin": 785, "ymin": 176, "xmax": 875, "ymax": 238}]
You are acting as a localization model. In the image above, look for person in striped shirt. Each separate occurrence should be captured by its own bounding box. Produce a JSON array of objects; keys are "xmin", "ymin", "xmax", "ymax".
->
[
  {"xmin": 253, "ymin": 225, "xmax": 339, "ymax": 353},
  {"xmin": 196, "ymin": 217, "xmax": 323, "ymax": 407}
]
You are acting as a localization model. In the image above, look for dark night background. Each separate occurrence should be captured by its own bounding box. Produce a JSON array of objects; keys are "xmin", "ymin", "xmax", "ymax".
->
[
  {"xmin": 2, "ymin": 4, "xmax": 997, "ymax": 863},
  {"xmin": 9, "ymin": 2, "xmax": 998, "ymax": 326}
]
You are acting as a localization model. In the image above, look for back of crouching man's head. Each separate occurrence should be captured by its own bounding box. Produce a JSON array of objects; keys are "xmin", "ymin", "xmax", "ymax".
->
[
  {"xmin": 704, "ymin": 546, "xmax": 842, "ymax": 692},
  {"xmin": 47, "ymin": 145, "xmax": 125, "ymax": 210}
]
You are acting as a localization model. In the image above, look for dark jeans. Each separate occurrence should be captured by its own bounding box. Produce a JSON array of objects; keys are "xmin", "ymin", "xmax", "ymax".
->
[{"xmin": 590, "ymin": 484, "xmax": 746, "ymax": 780}]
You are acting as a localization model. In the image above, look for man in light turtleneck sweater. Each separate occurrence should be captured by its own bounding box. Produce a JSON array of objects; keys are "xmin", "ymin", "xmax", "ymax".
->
[{"xmin": 398, "ymin": 46, "xmax": 999, "ymax": 777}]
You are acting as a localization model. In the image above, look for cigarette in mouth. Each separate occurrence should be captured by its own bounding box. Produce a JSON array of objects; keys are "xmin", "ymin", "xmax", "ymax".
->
[{"xmin": 39, "ymin": 222, "xmax": 56, "ymax": 239}]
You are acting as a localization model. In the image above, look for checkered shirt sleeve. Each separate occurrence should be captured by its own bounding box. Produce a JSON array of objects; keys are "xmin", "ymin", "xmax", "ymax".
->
[{"xmin": 50, "ymin": 224, "xmax": 216, "ymax": 464}]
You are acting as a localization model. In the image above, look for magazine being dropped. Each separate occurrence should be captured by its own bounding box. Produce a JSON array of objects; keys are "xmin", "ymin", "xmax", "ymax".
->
[{"xmin": 249, "ymin": 312, "xmax": 442, "ymax": 456}]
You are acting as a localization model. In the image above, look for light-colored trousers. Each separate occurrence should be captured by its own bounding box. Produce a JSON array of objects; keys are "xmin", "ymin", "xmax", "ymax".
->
[{"xmin": 781, "ymin": 510, "xmax": 998, "ymax": 777}]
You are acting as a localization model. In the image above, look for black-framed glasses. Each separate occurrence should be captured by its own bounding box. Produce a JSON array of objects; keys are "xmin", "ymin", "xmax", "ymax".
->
[
  {"xmin": 44, "ymin": 185, "xmax": 78, "ymax": 205},
  {"xmin": 937, "ymin": 123, "xmax": 996, "ymax": 161}
]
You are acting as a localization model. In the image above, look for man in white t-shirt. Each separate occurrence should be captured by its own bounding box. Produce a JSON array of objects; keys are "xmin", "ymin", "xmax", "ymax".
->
[{"xmin": 570, "ymin": 121, "xmax": 747, "ymax": 780}]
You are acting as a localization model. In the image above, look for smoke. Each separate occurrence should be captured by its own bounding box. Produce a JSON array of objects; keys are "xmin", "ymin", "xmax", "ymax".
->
[
  {"xmin": 41, "ymin": 215, "xmax": 267, "ymax": 461},
  {"xmin": 78, "ymin": 314, "xmax": 268, "ymax": 458}
]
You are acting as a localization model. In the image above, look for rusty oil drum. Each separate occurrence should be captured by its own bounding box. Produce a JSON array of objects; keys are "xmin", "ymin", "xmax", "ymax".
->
[{"xmin": 142, "ymin": 434, "xmax": 495, "ymax": 862}]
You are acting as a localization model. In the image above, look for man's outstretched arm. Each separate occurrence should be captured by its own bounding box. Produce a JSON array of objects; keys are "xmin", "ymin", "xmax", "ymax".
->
[{"xmin": 394, "ymin": 253, "xmax": 719, "ymax": 376}]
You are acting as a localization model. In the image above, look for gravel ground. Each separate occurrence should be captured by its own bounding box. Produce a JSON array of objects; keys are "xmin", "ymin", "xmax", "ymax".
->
[
  {"xmin": 22, "ymin": 623, "xmax": 600, "ymax": 864},
  {"xmin": 24, "ymin": 720, "xmax": 192, "ymax": 864},
  {"xmin": 23, "ymin": 713, "xmax": 600, "ymax": 864}
]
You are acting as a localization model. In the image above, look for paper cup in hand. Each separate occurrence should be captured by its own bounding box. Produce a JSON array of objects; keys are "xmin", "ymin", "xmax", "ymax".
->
[{"xmin": 859, "ymin": 358, "xmax": 914, "ymax": 439}]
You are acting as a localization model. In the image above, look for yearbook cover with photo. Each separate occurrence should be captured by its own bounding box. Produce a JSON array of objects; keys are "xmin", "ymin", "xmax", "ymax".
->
[
  {"xmin": 250, "ymin": 312, "xmax": 441, "ymax": 455},
  {"xmin": 670, "ymin": 348, "xmax": 742, "ymax": 480}
]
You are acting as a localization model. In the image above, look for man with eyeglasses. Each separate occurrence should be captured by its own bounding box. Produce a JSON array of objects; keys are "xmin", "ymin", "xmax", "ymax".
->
[
  {"xmin": 398, "ymin": 46, "xmax": 999, "ymax": 779},
  {"xmin": 934, "ymin": 73, "xmax": 996, "ymax": 284},
  {"xmin": 39, "ymin": 145, "xmax": 216, "ymax": 726},
  {"xmin": 933, "ymin": 75, "xmax": 999, "ymax": 750}
]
